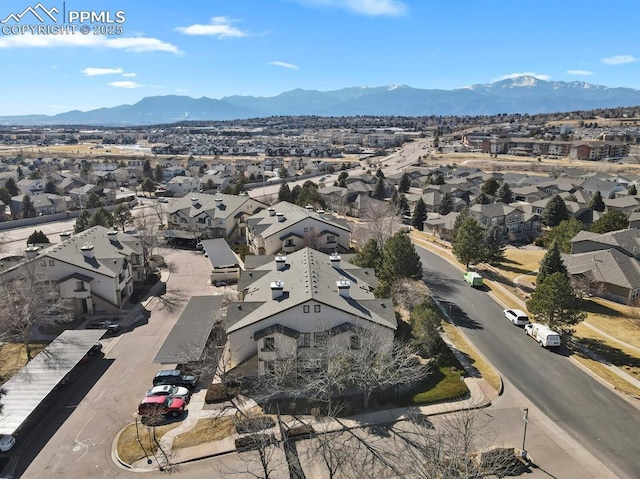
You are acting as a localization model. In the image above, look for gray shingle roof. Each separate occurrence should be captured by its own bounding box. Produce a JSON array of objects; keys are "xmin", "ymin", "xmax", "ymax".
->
[
  {"xmin": 226, "ymin": 248, "xmax": 395, "ymax": 334},
  {"xmin": 563, "ymin": 248, "xmax": 640, "ymax": 289},
  {"xmin": 247, "ymin": 201, "xmax": 350, "ymax": 241},
  {"xmin": 42, "ymin": 226, "xmax": 141, "ymax": 278},
  {"xmin": 168, "ymin": 193, "xmax": 264, "ymax": 220}
]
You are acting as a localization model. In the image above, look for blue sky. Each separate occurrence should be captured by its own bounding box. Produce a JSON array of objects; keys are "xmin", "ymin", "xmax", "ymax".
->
[{"xmin": 1, "ymin": 0, "xmax": 639, "ymax": 115}]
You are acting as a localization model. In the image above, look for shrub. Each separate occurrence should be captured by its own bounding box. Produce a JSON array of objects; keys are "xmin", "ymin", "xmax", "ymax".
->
[
  {"xmin": 287, "ymin": 424, "xmax": 314, "ymax": 437},
  {"xmin": 205, "ymin": 383, "xmax": 232, "ymax": 404},
  {"xmin": 234, "ymin": 434, "xmax": 275, "ymax": 451}
]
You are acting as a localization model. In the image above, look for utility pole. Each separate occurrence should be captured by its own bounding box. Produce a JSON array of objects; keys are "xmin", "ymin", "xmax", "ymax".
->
[{"xmin": 521, "ymin": 407, "xmax": 529, "ymax": 459}]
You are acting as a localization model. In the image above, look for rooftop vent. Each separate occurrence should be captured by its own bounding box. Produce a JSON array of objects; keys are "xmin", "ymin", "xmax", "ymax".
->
[
  {"xmin": 268, "ymin": 207, "xmax": 276, "ymax": 217},
  {"xmin": 337, "ymin": 278, "xmax": 351, "ymax": 298},
  {"xmin": 316, "ymin": 209, "xmax": 325, "ymax": 219},
  {"xmin": 276, "ymin": 212, "xmax": 286, "ymax": 223},
  {"xmin": 305, "ymin": 204, "xmax": 314, "ymax": 211},
  {"xmin": 270, "ymin": 280, "xmax": 285, "ymax": 300},
  {"xmin": 24, "ymin": 244, "xmax": 40, "ymax": 260},
  {"xmin": 80, "ymin": 242, "xmax": 95, "ymax": 259},
  {"xmin": 330, "ymin": 252, "xmax": 341, "ymax": 269},
  {"xmin": 275, "ymin": 255, "xmax": 287, "ymax": 271}
]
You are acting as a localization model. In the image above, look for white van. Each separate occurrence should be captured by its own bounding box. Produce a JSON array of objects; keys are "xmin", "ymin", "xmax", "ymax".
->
[{"xmin": 524, "ymin": 323, "xmax": 561, "ymax": 348}]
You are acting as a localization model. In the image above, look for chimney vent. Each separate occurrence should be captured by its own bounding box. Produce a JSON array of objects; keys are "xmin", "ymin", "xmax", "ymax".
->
[
  {"xmin": 270, "ymin": 280, "xmax": 284, "ymax": 300},
  {"xmin": 60, "ymin": 231, "xmax": 72, "ymax": 241},
  {"xmin": 268, "ymin": 207, "xmax": 276, "ymax": 217},
  {"xmin": 25, "ymin": 244, "xmax": 40, "ymax": 260},
  {"xmin": 191, "ymin": 197, "xmax": 201, "ymax": 208},
  {"xmin": 316, "ymin": 209, "xmax": 325, "ymax": 219},
  {"xmin": 276, "ymin": 212, "xmax": 285, "ymax": 222},
  {"xmin": 80, "ymin": 242, "xmax": 95, "ymax": 259},
  {"xmin": 275, "ymin": 255, "xmax": 287, "ymax": 271},
  {"xmin": 337, "ymin": 278, "xmax": 351, "ymax": 298},
  {"xmin": 330, "ymin": 252, "xmax": 341, "ymax": 268},
  {"xmin": 305, "ymin": 204, "xmax": 314, "ymax": 211}
]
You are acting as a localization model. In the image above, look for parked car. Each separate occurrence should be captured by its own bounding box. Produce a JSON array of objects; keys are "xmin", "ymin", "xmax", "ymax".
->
[
  {"xmin": 86, "ymin": 320, "xmax": 120, "ymax": 333},
  {"xmin": 146, "ymin": 385, "xmax": 191, "ymax": 402},
  {"xmin": 137, "ymin": 395, "xmax": 186, "ymax": 418},
  {"xmin": 503, "ymin": 309, "xmax": 529, "ymax": 326},
  {"xmin": 524, "ymin": 323, "xmax": 561, "ymax": 348},
  {"xmin": 0, "ymin": 434, "xmax": 15, "ymax": 452},
  {"xmin": 152, "ymin": 369, "xmax": 198, "ymax": 390}
]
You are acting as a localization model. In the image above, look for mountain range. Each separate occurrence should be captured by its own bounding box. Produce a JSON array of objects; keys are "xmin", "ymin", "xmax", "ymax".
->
[{"xmin": 3, "ymin": 76, "xmax": 640, "ymax": 126}]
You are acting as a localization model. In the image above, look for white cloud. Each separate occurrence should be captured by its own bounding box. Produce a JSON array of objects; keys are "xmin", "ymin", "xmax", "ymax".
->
[
  {"xmin": 296, "ymin": 0, "xmax": 408, "ymax": 16},
  {"xmin": 176, "ymin": 16, "xmax": 248, "ymax": 38},
  {"xmin": 0, "ymin": 34, "xmax": 180, "ymax": 53},
  {"xmin": 122, "ymin": 72, "xmax": 137, "ymax": 77},
  {"xmin": 601, "ymin": 55, "xmax": 638, "ymax": 65},
  {"xmin": 566, "ymin": 69, "xmax": 593, "ymax": 76},
  {"xmin": 176, "ymin": 88, "xmax": 189, "ymax": 94},
  {"xmin": 492, "ymin": 72, "xmax": 551, "ymax": 82},
  {"xmin": 269, "ymin": 61, "xmax": 299, "ymax": 70},
  {"xmin": 82, "ymin": 67, "xmax": 123, "ymax": 76},
  {"xmin": 109, "ymin": 81, "xmax": 143, "ymax": 89}
]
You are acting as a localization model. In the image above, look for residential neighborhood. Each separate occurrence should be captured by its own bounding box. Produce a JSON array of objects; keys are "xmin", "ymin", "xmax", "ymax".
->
[{"xmin": 1, "ymin": 111, "xmax": 640, "ymax": 479}]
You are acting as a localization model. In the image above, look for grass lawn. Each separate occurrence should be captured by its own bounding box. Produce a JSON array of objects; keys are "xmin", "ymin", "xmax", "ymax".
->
[
  {"xmin": 0, "ymin": 342, "xmax": 48, "ymax": 384},
  {"xmin": 582, "ymin": 298, "xmax": 640, "ymax": 349},
  {"xmin": 494, "ymin": 248, "xmax": 544, "ymax": 281},
  {"xmin": 116, "ymin": 421, "xmax": 181, "ymax": 465},
  {"xmin": 440, "ymin": 322, "xmax": 502, "ymax": 392},
  {"xmin": 172, "ymin": 416, "xmax": 236, "ymax": 450},
  {"xmin": 402, "ymin": 366, "xmax": 468, "ymax": 406}
]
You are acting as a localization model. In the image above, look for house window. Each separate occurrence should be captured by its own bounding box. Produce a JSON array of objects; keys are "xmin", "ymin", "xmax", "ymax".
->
[
  {"xmin": 298, "ymin": 333, "xmax": 310, "ymax": 348},
  {"xmin": 207, "ymin": 219, "xmax": 212, "ymax": 226},
  {"xmin": 49, "ymin": 260, "xmax": 54, "ymax": 266},
  {"xmin": 326, "ymin": 235, "xmax": 335, "ymax": 243},
  {"xmin": 350, "ymin": 335, "xmax": 361, "ymax": 350},
  {"xmin": 303, "ymin": 305, "xmax": 310, "ymax": 313},
  {"xmin": 285, "ymin": 239, "xmax": 294, "ymax": 247},
  {"xmin": 75, "ymin": 281, "xmax": 84, "ymax": 291},
  {"xmin": 314, "ymin": 305, "xmax": 321, "ymax": 313},
  {"xmin": 304, "ymin": 227, "xmax": 308, "ymax": 232},
  {"xmin": 632, "ymin": 289, "xmax": 640, "ymax": 300},
  {"xmin": 314, "ymin": 332, "xmax": 327, "ymax": 347},
  {"xmin": 262, "ymin": 337, "xmax": 275, "ymax": 352},
  {"xmin": 197, "ymin": 218, "xmax": 205, "ymax": 224},
  {"xmin": 40, "ymin": 260, "xmax": 46, "ymax": 267},
  {"xmin": 218, "ymin": 220, "xmax": 224, "ymax": 226}
]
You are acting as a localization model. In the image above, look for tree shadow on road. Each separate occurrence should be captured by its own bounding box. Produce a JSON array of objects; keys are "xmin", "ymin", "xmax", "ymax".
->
[{"xmin": 438, "ymin": 299, "xmax": 484, "ymax": 330}]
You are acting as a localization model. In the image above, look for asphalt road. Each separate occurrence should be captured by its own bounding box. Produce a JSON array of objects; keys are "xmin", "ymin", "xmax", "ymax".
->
[{"xmin": 415, "ymin": 245, "xmax": 640, "ymax": 479}]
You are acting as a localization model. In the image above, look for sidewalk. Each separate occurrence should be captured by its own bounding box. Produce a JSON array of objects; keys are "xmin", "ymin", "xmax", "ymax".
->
[{"xmin": 121, "ymin": 376, "xmax": 497, "ymax": 471}]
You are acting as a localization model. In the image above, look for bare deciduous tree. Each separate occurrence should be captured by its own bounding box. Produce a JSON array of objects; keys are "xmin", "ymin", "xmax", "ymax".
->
[
  {"xmin": 134, "ymin": 211, "xmax": 161, "ymax": 283},
  {"xmin": 352, "ymin": 201, "xmax": 402, "ymax": 247},
  {"xmin": 0, "ymin": 261, "xmax": 74, "ymax": 360}
]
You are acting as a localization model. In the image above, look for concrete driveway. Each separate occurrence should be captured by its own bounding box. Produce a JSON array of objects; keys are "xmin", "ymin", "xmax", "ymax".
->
[{"xmin": 16, "ymin": 246, "xmax": 214, "ymax": 479}]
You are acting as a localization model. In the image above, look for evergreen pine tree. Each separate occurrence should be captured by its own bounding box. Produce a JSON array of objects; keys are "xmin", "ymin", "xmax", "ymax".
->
[
  {"xmin": 411, "ymin": 198, "xmax": 427, "ymax": 231},
  {"xmin": 373, "ymin": 176, "xmax": 386, "ymax": 200},
  {"xmin": 497, "ymin": 183, "xmax": 513, "ymax": 204},
  {"xmin": 537, "ymin": 240, "xmax": 568, "ymax": 285},
  {"xmin": 483, "ymin": 225, "xmax": 506, "ymax": 265},
  {"xmin": 542, "ymin": 195, "xmax": 570, "ymax": 227},
  {"xmin": 399, "ymin": 173, "xmax": 410, "ymax": 193},
  {"xmin": 588, "ymin": 191, "xmax": 605, "ymax": 212}
]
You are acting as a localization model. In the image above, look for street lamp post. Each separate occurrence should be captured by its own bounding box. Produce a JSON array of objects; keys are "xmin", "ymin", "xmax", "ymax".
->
[{"xmin": 521, "ymin": 407, "xmax": 529, "ymax": 459}]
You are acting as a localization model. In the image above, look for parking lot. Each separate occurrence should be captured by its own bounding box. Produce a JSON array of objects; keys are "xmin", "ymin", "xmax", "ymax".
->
[{"xmin": 12, "ymin": 246, "xmax": 216, "ymax": 479}]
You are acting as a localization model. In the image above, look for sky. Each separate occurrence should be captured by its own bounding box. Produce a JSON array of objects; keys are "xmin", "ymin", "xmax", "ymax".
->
[{"xmin": 1, "ymin": 0, "xmax": 639, "ymax": 116}]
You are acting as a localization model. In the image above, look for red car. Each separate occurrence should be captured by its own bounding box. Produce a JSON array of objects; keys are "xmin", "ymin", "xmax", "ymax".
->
[{"xmin": 138, "ymin": 395, "xmax": 186, "ymax": 418}]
